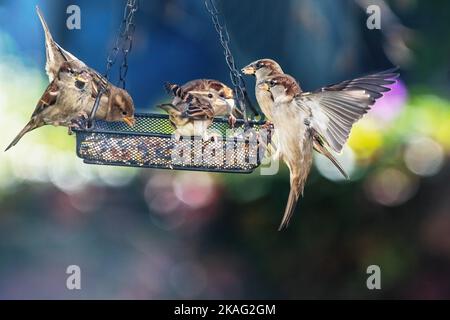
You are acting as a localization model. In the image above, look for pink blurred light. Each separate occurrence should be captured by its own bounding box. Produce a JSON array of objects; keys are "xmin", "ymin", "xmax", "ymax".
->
[{"xmin": 371, "ymin": 78, "xmax": 408, "ymax": 122}]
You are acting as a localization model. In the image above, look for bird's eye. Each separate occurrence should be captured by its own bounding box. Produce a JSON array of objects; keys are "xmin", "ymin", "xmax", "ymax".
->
[
  {"xmin": 122, "ymin": 111, "xmax": 127, "ymax": 116},
  {"xmin": 269, "ymin": 80, "xmax": 276, "ymax": 86},
  {"xmin": 256, "ymin": 62, "xmax": 263, "ymax": 69},
  {"xmin": 208, "ymin": 93, "xmax": 213, "ymax": 98}
]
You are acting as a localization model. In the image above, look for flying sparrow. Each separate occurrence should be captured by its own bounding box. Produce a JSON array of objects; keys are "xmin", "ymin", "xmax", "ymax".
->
[
  {"xmin": 158, "ymin": 84, "xmax": 230, "ymax": 141},
  {"xmin": 258, "ymin": 68, "xmax": 398, "ymax": 230},
  {"xmin": 35, "ymin": 6, "xmax": 135, "ymax": 127}
]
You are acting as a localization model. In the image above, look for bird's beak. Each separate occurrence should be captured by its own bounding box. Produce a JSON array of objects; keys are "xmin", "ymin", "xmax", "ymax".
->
[
  {"xmin": 258, "ymin": 82, "xmax": 270, "ymax": 91},
  {"xmin": 222, "ymin": 87, "xmax": 234, "ymax": 99},
  {"xmin": 123, "ymin": 116, "xmax": 135, "ymax": 127},
  {"xmin": 241, "ymin": 64, "xmax": 256, "ymax": 75},
  {"xmin": 75, "ymin": 74, "xmax": 89, "ymax": 83}
]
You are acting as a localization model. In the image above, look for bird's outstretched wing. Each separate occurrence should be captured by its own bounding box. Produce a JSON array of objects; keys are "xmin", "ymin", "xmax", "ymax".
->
[{"xmin": 295, "ymin": 68, "xmax": 399, "ymax": 153}]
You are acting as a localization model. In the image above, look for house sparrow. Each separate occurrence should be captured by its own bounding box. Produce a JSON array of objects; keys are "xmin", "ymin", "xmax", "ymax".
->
[
  {"xmin": 5, "ymin": 61, "xmax": 135, "ymax": 151},
  {"xmin": 158, "ymin": 85, "xmax": 230, "ymax": 141},
  {"xmin": 84, "ymin": 73, "xmax": 136, "ymax": 127},
  {"xmin": 36, "ymin": 6, "xmax": 135, "ymax": 127},
  {"xmin": 5, "ymin": 62, "xmax": 93, "ymax": 151},
  {"xmin": 259, "ymin": 68, "xmax": 398, "ymax": 230},
  {"xmin": 241, "ymin": 59, "xmax": 284, "ymax": 122},
  {"xmin": 165, "ymin": 79, "xmax": 240, "ymax": 127},
  {"xmin": 242, "ymin": 59, "xmax": 285, "ymax": 156}
]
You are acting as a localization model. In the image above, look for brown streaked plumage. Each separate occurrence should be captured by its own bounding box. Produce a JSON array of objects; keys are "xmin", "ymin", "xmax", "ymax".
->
[
  {"xmin": 260, "ymin": 68, "xmax": 399, "ymax": 230},
  {"xmin": 258, "ymin": 74, "xmax": 314, "ymax": 230},
  {"xmin": 5, "ymin": 61, "xmax": 93, "ymax": 151},
  {"xmin": 242, "ymin": 59, "xmax": 287, "ymax": 157},
  {"xmin": 36, "ymin": 6, "xmax": 135, "ymax": 128},
  {"xmin": 165, "ymin": 79, "xmax": 239, "ymax": 119},
  {"xmin": 5, "ymin": 60, "xmax": 136, "ymax": 151},
  {"xmin": 159, "ymin": 84, "xmax": 229, "ymax": 141}
]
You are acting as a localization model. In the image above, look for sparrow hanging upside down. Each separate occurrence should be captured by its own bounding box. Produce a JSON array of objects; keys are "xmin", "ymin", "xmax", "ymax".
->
[
  {"xmin": 5, "ymin": 8, "xmax": 136, "ymax": 151},
  {"xmin": 38, "ymin": 6, "xmax": 135, "ymax": 126},
  {"xmin": 6, "ymin": 62, "xmax": 94, "ymax": 151},
  {"xmin": 256, "ymin": 67, "xmax": 399, "ymax": 230}
]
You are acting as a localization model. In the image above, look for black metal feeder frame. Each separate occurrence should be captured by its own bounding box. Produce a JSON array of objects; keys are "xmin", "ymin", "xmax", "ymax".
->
[{"xmin": 74, "ymin": 0, "xmax": 269, "ymax": 174}]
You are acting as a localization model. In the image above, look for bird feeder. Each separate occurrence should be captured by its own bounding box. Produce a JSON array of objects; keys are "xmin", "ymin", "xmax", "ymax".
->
[
  {"xmin": 75, "ymin": 113, "xmax": 266, "ymax": 173},
  {"xmin": 74, "ymin": 0, "xmax": 268, "ymax": 174}
]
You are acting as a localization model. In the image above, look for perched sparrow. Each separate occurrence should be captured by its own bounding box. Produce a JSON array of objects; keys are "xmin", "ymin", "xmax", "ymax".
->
[
  {"xmin": 5, "ymin": 62, "xmax": 93, "ymax": 151},
  {"xmin": 165, "ymin": 79, "xmax": 240, "ymax": 127},
  {"xmin": 259, "ymin": 68, "xmax": 398, "ymax": 230},
  {"xmin": 36, "ymin": 6, "xmax": 136, "ymax": 127},
  {"xmin": 158, "ymin": 85, "xmax": 230, "ymax": 141},
  {"xmin": 85, "ymin": 73, "xmax": 136, "ymax": 127}
]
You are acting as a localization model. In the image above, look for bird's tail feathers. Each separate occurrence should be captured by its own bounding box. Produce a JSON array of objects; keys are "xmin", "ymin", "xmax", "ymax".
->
[
  {"xmin": 278, "ymin": 177, "xmax": 302, "ymax": 231},
  {"xmin": 164, "ymin": 82, "xmax": 185, "ymax": 98},
  {"xmin": 36, "ymin": 6, "xmax": 53, "ymax": 43},
  {"xmin": 5, "ymin": 120, "xmax": 38, "ymax": 152}
]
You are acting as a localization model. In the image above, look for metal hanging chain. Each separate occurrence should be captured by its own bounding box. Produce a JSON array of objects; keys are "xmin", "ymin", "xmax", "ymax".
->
[
  {"xmin": 104, "ymin": 0, "xmax": 139, "ymax": 89},
  {"xmin": 204, "ymin": 0, "xmax": 259, "ymax": 124},
  {"xmin": 87, "ymin": 0, "xmax": 138, "ymax": 128}
]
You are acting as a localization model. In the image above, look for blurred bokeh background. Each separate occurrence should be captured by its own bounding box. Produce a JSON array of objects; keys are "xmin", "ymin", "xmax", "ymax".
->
[{"xmin": 1, "ymin": 0, "xmax": 450, "ymax": 299}]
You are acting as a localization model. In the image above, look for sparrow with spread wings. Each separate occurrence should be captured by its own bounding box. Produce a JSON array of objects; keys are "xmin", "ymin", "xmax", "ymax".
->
[{"xmin": 254, "ymin": 64, "xmax": 399, "ymax": 230}]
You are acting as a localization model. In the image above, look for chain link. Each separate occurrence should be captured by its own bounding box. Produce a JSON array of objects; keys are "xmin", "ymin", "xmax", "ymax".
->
[
  {"xmin": 105, "ymin": 0, "xmax": 138, "ymax": 89},
  {"xmin": 88, "ymin": 0, "xmax": 138, "ymax": 128},
  {"xmin": 204, "ymin": 0, "xmax": 258, "ymax": 124}
]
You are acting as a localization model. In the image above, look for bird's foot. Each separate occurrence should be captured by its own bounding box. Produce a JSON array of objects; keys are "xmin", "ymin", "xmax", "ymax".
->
[
  {"xmin": 68, "ymin": 111, "xmax": 90, "ymax": 133},
  {"xmin": 261, "ymin": 121, "xmax": 274, "ymax": 130},
  {"xmin": 203, "ymin": 132, "xmax": 221, "ymax": 143},
  {"xmin": 228, "ymin": 114, "xmax": 237, "ymax": 129},
  {"xmin": 173, "ymin": 131, "xmax": 182, "ymax": 142}
]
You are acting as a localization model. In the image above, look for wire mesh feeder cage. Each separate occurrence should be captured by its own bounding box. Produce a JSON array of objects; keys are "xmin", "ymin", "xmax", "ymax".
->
[
  {"xmin": 73, "ymin": 0, "xmax": 267, "ymax": 174},
  {"xmin": 74, "ymin": 113, "xmax": 268, "ymax": 173}
]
